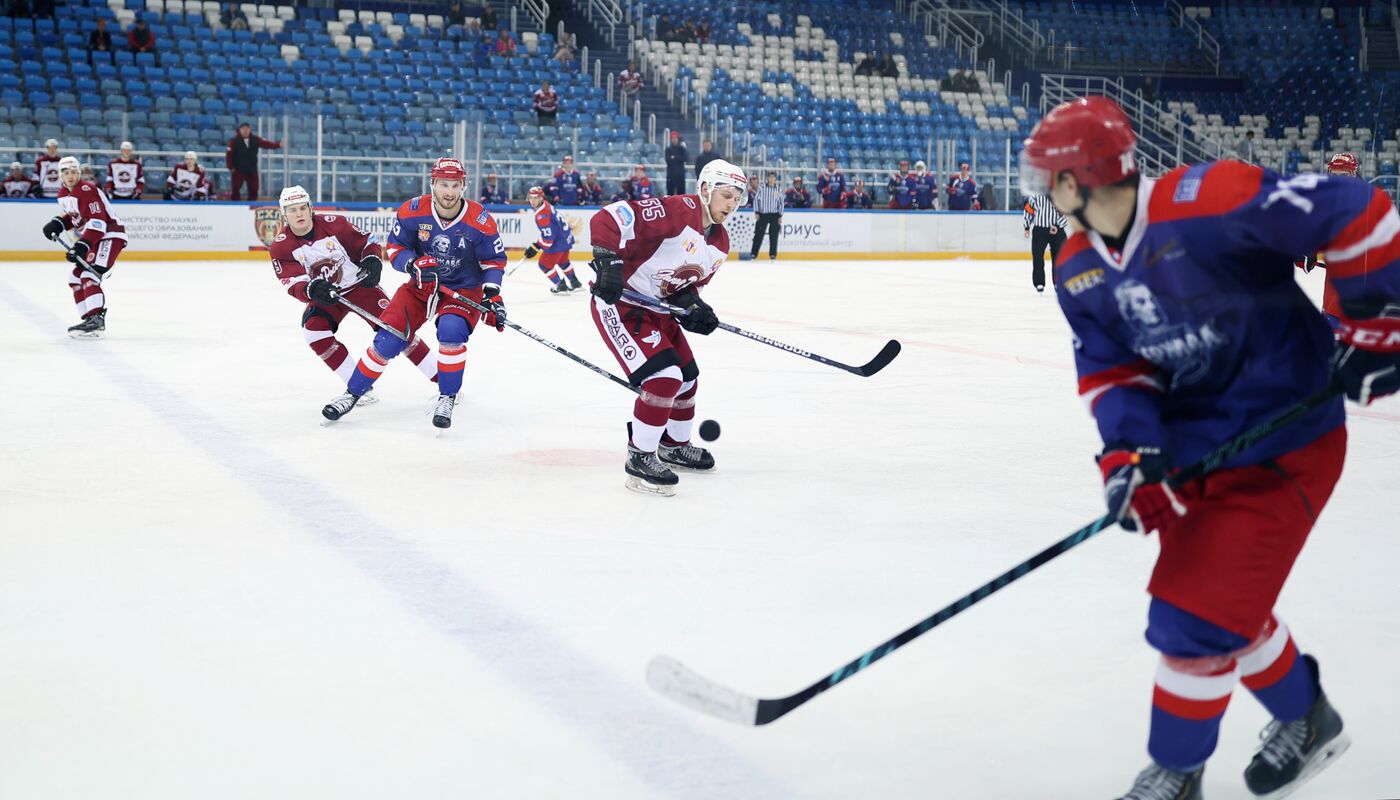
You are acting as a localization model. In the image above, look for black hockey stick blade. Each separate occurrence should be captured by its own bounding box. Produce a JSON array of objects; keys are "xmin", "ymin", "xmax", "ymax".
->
[
  {"xmin": 857, "ymin": 339, "xmax": 902, "ymax": 377},
  {"xmin": 646, "ymin": 384, "xmax": 1340, "ymax": 726}
]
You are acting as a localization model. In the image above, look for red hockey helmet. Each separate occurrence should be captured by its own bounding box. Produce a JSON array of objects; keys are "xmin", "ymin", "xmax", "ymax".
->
[
  {"xmin": 431, "ymin": 157, "xmax": 466, "ymax": 182},
  {"xmin": 526, "ymin": 185, "xmax": 545, "ymax": 198},
  {"xmin": 1021, "ymin": 95, "xmax": 1138, "ymax": 195},
  {"xmin": 1327, "ymin": 152, "xmax": 1359, "ymax": 176}
]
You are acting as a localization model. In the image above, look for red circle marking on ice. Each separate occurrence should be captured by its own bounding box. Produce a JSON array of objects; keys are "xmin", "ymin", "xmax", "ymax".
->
[{"xmin": 515, "ymin": 448, "xmax": 618, "ymax": 467}]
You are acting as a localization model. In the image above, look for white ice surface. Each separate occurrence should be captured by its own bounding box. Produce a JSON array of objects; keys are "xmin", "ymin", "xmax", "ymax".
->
[{"xmin": 1, "ymin": 259, "xmax": 1396, "ymax": 799}]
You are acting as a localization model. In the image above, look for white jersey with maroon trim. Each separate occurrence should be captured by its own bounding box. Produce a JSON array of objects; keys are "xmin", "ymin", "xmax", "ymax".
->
[
  {"xmin": 3, "ymin": 175, "xmax": 40, "ymax": 197},
  {"xmin": 166, "ymin": 163, "xmax": 210, "ymax": 200},
  {"xmin": 105, "ymin": 158, "xmax": 145, "ymax": 199},
  {"xmin": 588, "ymin": 194, "xmax": 730, "ymax": 304},
  {"xmin": 57, "ymin": 180, "xmax": 128, "ymax": 247},
  {"xmin": 35, "ymin": 154, "xmax": 63, "ymax": 197},
  {"xmin": 268, "ymin": 213, "xmax": 381, "ymax": 303}
]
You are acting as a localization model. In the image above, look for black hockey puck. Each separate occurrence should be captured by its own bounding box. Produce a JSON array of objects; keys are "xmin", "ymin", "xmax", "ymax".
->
[{"xmin": 698, "ymin": 419, "xmax": 721, "ymax": 441}]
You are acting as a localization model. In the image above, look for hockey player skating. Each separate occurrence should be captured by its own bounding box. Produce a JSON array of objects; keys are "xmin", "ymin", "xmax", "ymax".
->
[
  {"xmin": 1294, "ymin": 152, "xmax": 1360, "ymax": 328},
  {"xmin": 1022, "ymin": 96, "xmax": 1400, "ymax": 800},
  {"xmin": 40, "ymin": 156, "xmax": 128, "ymax": 338},
  {"xmin": 268, "ymin": 185, "xmax": 438, "ymax": 400},
  {"xmin": 321, "ymin": 158, "xmax": 507, "ymax": 429},
  {"xmin": 587, "ymin": 159, "xmax": 747, "ymax": 495},
  {"xmin": 523, "ymin": 185, "xmax": 582, "ymax": 295}
]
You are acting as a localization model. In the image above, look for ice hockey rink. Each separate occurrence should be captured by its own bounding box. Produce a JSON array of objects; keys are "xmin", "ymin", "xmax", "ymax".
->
[{"xmin": 1, "ymin": 258, "xmax": 1396, "ymax": 799}]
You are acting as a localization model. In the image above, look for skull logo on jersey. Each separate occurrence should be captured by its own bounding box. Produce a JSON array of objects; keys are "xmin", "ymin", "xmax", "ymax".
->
[
  {"xmin": 1113, "ymin": 280, "xmax": 1228, "ymax": 387},
  {"xmin": 429, "ymin": 234, "xmax": 454, "ymax": 260}
]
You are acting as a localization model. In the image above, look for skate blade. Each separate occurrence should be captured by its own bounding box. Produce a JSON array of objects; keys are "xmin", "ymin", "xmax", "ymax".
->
[
  {"xmin": 625, "ymin": 476, "xmax": 676, "ymax": 497},
  {"xmin": 1257, "ymin": 733, "xmax": 1351, "ymax": 800},
  {"xmin": 357, "ymin": 392, "xmax": 379, "ymax": 406},
  {"xmin": 67, "ymin": 330, "xmax": 103, "ymax": 339},
  {"xmin": 661, "ymin": 462, "xmax": 716, "ymax": 474}
]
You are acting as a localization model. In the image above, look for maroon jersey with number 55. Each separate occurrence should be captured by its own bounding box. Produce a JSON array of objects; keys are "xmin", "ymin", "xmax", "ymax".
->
[{"xmin": 588, "ymin": 194, "xmax": 730, "ymax": 306}]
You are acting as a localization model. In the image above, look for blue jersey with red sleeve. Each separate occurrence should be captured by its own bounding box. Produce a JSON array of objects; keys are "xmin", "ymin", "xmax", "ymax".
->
[
  {"xmin": 945, "ymin": 175, "xmax": 977, "ymax": 210},
  {"xmin": 1057, "ymin": 161, "xmax": 1400, "ymax": 470},
  {"xmin": 479, "ymin": 182, "xmax": 507, "ymax": 205},
  {"xmin": 887, "ymin": 173, "xmax": 915, "ymax": 209},
  {"xmin": 817, "ymin": 169, "xmax": 846, "ymax": 204},
  {"xmin": 550, "ymin": 168, "xmax": 582, "ymax": 205},
  {"xmin": 531, "ymin": 199, "xmax": 575, "ymax": 254},
  {"xmin": 385, "ymin": 195, "xmax": 507, "ymax": 289}
]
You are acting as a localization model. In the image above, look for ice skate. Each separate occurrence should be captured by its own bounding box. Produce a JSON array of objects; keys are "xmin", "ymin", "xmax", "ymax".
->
[
  {"xmin": 625, "ymin": 447, "xmax": 679, "ymax": 496},
  {"xmin": 1244, "ymin": 656, "xmax": 1349, "ymax": 799},
  {"xmin": 1114, "ymin": 764, "xmax": 1203, "ymax": 800},
  {"xmin": 550, "ymin": 280, "xmax": 573, "ymax": 295},
  {"xmin": 432, "ymin": 394, "xmax": 456, "ymax": 429},
  {"xmin": 321, "ymin": 390, "xmax": 362, "ymax": 421},
  {"xmin": 67, "ymin": 311, "xmax": 105, "ymax": 339},
  {"xmin": 658, "ymin": 439, "xmax": 715, "ymax": 472},
  {"xmin": 567, "ymin": 273, "xmax": 583, "ymax": 290},
  {"xmin": 356, "ymin": 387, "xmax": 379, "ymax": 406}
]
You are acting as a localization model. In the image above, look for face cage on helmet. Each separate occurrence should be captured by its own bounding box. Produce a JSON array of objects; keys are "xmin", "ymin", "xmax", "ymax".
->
[{"xmin": 1019, "ymin": 157, "xmax": 1054, "ymax": 196}]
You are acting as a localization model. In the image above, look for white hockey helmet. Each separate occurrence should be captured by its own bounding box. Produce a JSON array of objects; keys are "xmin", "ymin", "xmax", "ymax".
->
[
  {"xmin": 57, "ymin": 156, "xmax": 81, "ymax": 173},
  {"xmin": 697, "ymin": 158, "xmax": 747, "ymax": 201},
  {"xmin": 279, "ymin": 184, "xmax": 312, "ymax": 212}
]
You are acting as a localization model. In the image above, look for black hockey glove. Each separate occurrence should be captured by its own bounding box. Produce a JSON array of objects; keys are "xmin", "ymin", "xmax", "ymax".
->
[
  {"xmin": 1332, "ymin": 304, "xmax": 1400, "ymax": 406},
  {"xmin": 670, "ymin": 289, "xmax": 719, "ymax": 335},
  {"xmin": 42, "ymin": 217, "xmax": 66, "ymax": 241},
  {"xmin": 65, "ymin": 240, "xmax": 90, "ymax": 265},
  {"xmin": 162, "ymin": 188, "xmax": 173, "ymax": 200},
  {"xmin": 357, "ymin": 254, "xmax": 383, "ymax": 289},
  {"xmin": 481, "ymin": 283, "xmax": 507, "ymax": 332},
  {"xmin": 523, "ymin": 243, "xmax": 541, "ymax": 259},
  {"xmin": 589, "ymin": 247, "xmax": 624, "ymax": 304},
  {"xmin": 307, "ymin": 277, "xmax": 341, "ymax": 305}
]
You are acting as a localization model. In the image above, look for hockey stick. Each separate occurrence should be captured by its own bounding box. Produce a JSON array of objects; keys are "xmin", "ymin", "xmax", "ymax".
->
[
  {"xmin": 437, "ymin": 285, "xmax": 637, "ymax": 393},
  {"xmin": 646, "ymin": 384, "xmax": 1342, "ymax": 725},
  {"xmin": 620, "ymin": 289, "xmax": 901, "ymax": 377},
  {"xmin": 334, "ymin": 292, "xmax": 410, "ymax": 342},
  {"xmin": 506, "ymin": 253, "xmax": 531, "ymax": 277}
]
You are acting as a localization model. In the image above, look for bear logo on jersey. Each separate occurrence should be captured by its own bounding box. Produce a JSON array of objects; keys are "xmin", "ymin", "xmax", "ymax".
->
[{"xmin": 1114, "ymin": 280, "xmax": 1229, "ymax": 387}]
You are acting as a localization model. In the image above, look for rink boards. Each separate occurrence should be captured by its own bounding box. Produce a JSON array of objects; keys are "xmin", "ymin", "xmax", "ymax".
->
[{"xmin": 0, "ymin": 198, "xmax": 1032, "ymax": 261}]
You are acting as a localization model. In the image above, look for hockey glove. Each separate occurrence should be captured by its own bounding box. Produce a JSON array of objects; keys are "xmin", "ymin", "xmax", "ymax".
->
[
  {"xmin": 162, "ymin": 189, "xmax": 173, "ymax": 200},
  {"xmin": 481, "ymin": 283, "xmax": 507, "ymax": 331},
  {"xmin": 590, "ymin": 247, "xmax": 624, "ymax": 304},
  {"xmin": 1098, "ymin": 446, "xmax": 1188, "ymax": 534},
  {"xmin": 42, "ymin": 217, "xmax": 66, "ymax": 241},
  {"xmin": 1333, "ymin": 305, "xmax": 1400, "ymax": 406},
  {"xmin": 307, "ymin": 277, "xmax": 341, "ymax": 305},
  {"xmin": 356, "ymin": 254, "xmax": 383, "ymax": 289},
  {"xmin": 408, "ymin": 255, "xmax": 442, "ymax": 289},
  {"xmin": 524, "ymin": 243, "xmax": 541, "ymax": 259},
  {"xmin": 670, "ymin": 289, "xmax": 720, "ymax": 336},
  {"xmin": 65, "ymin": 240, "xmax": 90, "ymax": 265}
]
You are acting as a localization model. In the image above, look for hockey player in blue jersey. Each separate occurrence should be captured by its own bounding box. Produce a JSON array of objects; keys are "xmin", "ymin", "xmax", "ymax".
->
[
  {"xmin": 549, "ymin": 154, "xmax": 583, "ymax": 206},
  {"xmin": 887, "ymin": 160, "xmax": 915, "ymax": 209},
  {"xmin": 1022, "ymin": 96, "xmax": 1400, "ymax": 800},
  {"xmin": 911, "ymin": 160, "xmax": 938, "ymax": 209},
  {"xmin": 479, "ymin": 171, "xmax": 508, "ymax": 205},
  {"xmin": 523, "ymin": 185, "xmax": 582, "ymax": 295},
  {"xmin": 321, "ymin": 157, "xmax": 508, "ymax": 429}
]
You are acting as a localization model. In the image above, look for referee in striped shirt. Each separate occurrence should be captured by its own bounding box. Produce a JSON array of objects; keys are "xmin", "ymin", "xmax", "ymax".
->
[
  {"xmin": 1023, "ymin": 192, "xmax": 1068, "ymax": 292},
  {"xmin": 750, "ymin": 172, "xmax": 784, "ymax": 261}
]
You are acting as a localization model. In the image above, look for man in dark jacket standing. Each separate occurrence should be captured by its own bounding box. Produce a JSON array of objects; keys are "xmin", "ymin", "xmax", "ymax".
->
[
  {"xmin": 226, "ymin": 122, "xmax": 281, "ymax": 201},
  {"xmin": 664, "ymin": 131, "xmax": 688, "ymax": 195},
  {"xmin": 694, "ymin": 139, "xmax": 721, "ymax": 179}
]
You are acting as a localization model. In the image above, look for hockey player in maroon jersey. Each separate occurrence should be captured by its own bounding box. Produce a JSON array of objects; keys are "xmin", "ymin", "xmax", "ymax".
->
[
  {"xmin": 34, "ymin": 138, "xmax": 63, "ymax": 198},
  {"xmin": 165, "ymin": 151, "xmax": 210, "ymax": 201},
  {"xmin": 40, "ymin": 156, "xmax": 128, "ymax": 338},
  {"xmin": 268, "ymin": 185, "xmax": 437, "ymax": 395},
  {"xmin": 587, "ymin": 158, "xmax": 747, "ymax": 495},
  {"xmin": 3, "ymin": 161, "xmax": 41, "ymax": 197},
  {"xmin": 105, "ymin": 142, "xmax": 145, "ymax": 200}
]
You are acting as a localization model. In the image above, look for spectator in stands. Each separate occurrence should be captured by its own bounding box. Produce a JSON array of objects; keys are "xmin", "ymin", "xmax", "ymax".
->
[
  {"xmin": 480, "ymin": 3, "xmax": 497, "ymax": 30},
  {"xmin": 225, "ymin": 121, "xmax": 281, "ymax": 201},
  {"xmin": 656, "ymin": 14, "xmax": 674, "ymax": 42},
  {"xmin": 785, "ymin": 176, "xmax": 812, "ymax": 209},
  {"xmin": 664, "ymin": 131, "xmax": 688, "ymax": 195},
  {"xmin": 447, "ymin": 0, "xmax": 466, "ymax": 28},
  {"xmin": 950, "ymin": 70, "xmax": 975, "ymax": 92},
  {"xmin": 880, "ymin": 53, "xmax": 899, "ymax": 78},
  {"xmin": 533, "ymin": 80, "xmax": 559, "ymax": 127},
  {"xmin": 495, "ymin": 29, "xmax": 517, "ymax": 58},
  {"xmin": 856, "ymin": 53, "xmax": 878, "ymax": 77},
  {"xmin": 221, "ymin": 3, "xmax": 247, "ymax": 31},
  {"xmin": 680, "ymin": 21, "xmax": 698, "ymax": 43},
  {"xmin": 582, "ymin": 171, "xmax": 605, "ymax": 204},
  {"xmin": 127, "ymin": 18, "xmax": 157, "ymax": 62},
  {"xmin": 696, "ymin": 21, "xmax": 710, "ymax": 44},
  {"xmin": 619, "ymin": 61, "xmax": 643, "ymax": 102},
  {"xmin": 480, "ymin": 171, "xmax": 507, "ymax": 204},
  {"xmin": 1141, "ymin": 76, "xmax": 1157, "ymax": 105},
  {"xmin": 1239, "ymin": 130, "xmax": 1257, "ymax": 163},
  {"xmin": 552, "ymin": 32, "xmax": 577, "ymax": 64},
  {"xmin": 694, "ymin": 139, "xmax": 720, "ymax": 178},
  {"xmin": 88, "ymin": 18, "xmax": 113, "ymax": 65}
]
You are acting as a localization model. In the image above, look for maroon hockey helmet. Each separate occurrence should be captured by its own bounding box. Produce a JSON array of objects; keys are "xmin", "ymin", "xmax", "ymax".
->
[
  {"xmin": 1020, "ymin": 95, "xmax": 1138, "ymax": 195},
  {"xmin": 1327, "ymin": 152, "xmax": 1359, "ymax": 176},
  {"xmin": 430, "ymin": 157, "xmax": 467, "ymax": 182}
]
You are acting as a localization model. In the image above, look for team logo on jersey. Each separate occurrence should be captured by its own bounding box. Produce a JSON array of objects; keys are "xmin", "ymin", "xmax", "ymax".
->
[
  {"xmin": 476, "ymin": 209, "xmax": 490, "ymax": 225},
  {"xmin": 1114, "ymin": 280, "xmax": 1228, "ymax": 386},
  {"xmin": 419, "ymin": 223, "xmax": 434, "ymax": 241},
  {"xmin": 641, "ymin": 330, "xmax": 661, "ymax": 346},
  {"xmin": 1063, "ymin": 267, "xmax": 1105, "ymax": 296},
  {"xmin": 658, "ymin": 263, "xmax": 706, "ymax": 297},
  {"xmin": 253, "ymin": 206, "xmax": 283, "ymax": 246},
  {"xmin": 615, "ymin": 204, "xmax": 635, "ymax": 226}
]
